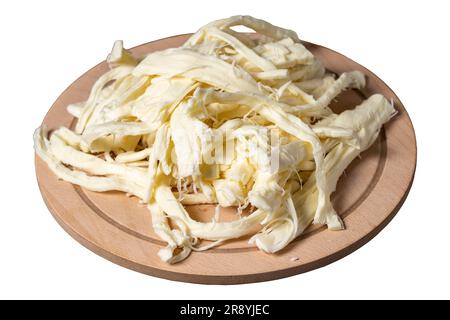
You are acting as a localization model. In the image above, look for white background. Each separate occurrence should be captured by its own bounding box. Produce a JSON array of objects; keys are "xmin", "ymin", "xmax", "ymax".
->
[{"xmin": 1, "ymin": 0, "xmax": 449, "ymax": 299}]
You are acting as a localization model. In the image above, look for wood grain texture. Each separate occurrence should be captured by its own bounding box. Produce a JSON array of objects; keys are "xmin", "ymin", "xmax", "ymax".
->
[{"xmin": 35, "ymin": 34, "xmax": 417, "ymax": 284}]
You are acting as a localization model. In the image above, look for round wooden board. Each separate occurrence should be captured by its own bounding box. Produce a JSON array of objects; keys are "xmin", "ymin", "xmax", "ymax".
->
[{"xmin": 35, "ymin": 34, "xmax": 416, "ymax": 284}]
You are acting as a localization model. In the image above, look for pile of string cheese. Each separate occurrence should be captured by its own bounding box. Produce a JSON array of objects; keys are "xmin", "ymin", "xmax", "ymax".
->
[{"xmin": 34, "ymin": 16, "xmax": 395, "ymax": 263}]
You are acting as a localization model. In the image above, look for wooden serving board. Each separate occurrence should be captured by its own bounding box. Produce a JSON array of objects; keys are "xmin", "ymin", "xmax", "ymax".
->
[{"xmin": 35, "ymin": 34, "xmax": 416, "ymax": 284}]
